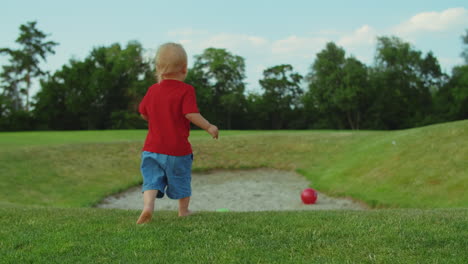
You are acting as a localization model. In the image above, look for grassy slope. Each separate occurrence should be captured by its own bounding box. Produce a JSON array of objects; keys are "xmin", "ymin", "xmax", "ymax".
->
[
  {"xmin": 0, "ymin": 120, "xmax": 467, "ymax": 208},
  {"xmin": 303, "ymin": 120, "xmax": 468, "ymax": 208},
  {"xmin": 1, "ymin": 121, "xmax": 467, "ymax": 263},
  {"xmin": 1, "ymin": 208, "xmax": 467, "ymax": 263}
]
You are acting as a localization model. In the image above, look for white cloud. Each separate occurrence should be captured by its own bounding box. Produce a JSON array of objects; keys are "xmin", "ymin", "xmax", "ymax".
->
[
  {"xmin": 166, "ymin": 31, "xmax": 270, "ymax": 59},
  {"xmin": 247, "ymin": 36, "xmax": 269, "ymax": 47},
  {"xmin": 336, "ymin": 25, "xmax": 377, "ymax": 65},
  {"xmin": 393, "ymin": 7, "xmax": 468, "ymax": 36},
  {"xmin": 271, "ymin": 35, "xmax": 328, "ymax": 59},
  {"xmin": 178, "ymin": 39, "xmax": 193, "ymax": 45},
  {"xmin": 201, "ymin": 33, "xmax": 269, "ymax": 50},
  {"xmin": 438, "ymin": 57, "xmax": 464, "ymax": 72},
  {"xmin": 338, "ymin": 25, "xmax": 377, "ymax": 47},
  {"xmin": 163, "ymin": 8, "xmax": 464, "ymax": 92},
  {"xmin": 316, "ymin": 29, "xmax": 343, "ymax": 36},
  {"xmin": 167, "ymin": 28, "xmax": 209, "ymax": 37}
]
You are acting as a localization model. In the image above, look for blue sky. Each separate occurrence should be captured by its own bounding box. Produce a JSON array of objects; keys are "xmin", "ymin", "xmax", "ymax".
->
[{"xmin": 1, "ymin": 0, "xmax": 467, "ymax": 93}]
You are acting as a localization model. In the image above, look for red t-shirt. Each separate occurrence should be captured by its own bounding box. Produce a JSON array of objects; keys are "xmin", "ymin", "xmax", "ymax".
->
[{"xmin": 139, "ymin": 79, "xmax": 199, "ymax": 156}]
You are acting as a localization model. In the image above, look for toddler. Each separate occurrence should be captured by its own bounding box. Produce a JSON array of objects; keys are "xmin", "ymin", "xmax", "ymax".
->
[{"xmin": 136, "ymin": 42, "xmax": 218, "ymax": 224}]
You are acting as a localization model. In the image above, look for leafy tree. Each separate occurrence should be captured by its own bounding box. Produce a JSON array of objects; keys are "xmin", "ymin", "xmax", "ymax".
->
[
  {"xmin": 185, "ymin": 66, "xmax": 214, "ymax": 124},
  {"xmin": 34, "ymin": 58, "xmax": 92, "ymax": 129},
  {"xmin": 433, "ymin": 65, "xmax": 468, "ymax": 121},
  {"xmin": 0, "ymin": 21, "xmax": 58, "ymax": 111},
  {"xmin": 433, "ymin": 30, "xmax": 468, "ymax": 122},
  {"xmin": 244, "ymin": 92, "xmax": 269, "ymax": 129},
  {"xmin": 88, "ymin": 41, "xmax": 153, "ymax": 129},
  {"xmin": 0, "ymin": 93, "xmax": 10, "ymax": 129},
  {"xmin": 339, "ymin": 57, "xmax": 369, "ymax": 129},
  {"xmin": 370, "ymin": 36, "xmax": 443, "ymax": 129},
  {"xmin": 259, "ymin": 64, "xmax": 303, "ymax": 129},
  {"xmin": 0, "ymin": 65, "xmax": 22, "ymax": 113},
  {"xmin": 305, "ymin": 42, "xmax": 346, "ymax": 128},
  {"xmin": 305, "ymin": 42, "xmax": 370, "ymax": 129},
  {"xmin": 191, "ymin": 48, "xmax": 246, "ymax": 129},
  {"xmin": 461, "ymin": 29, "xmax": 468, "ymax": 64},
  {"xmin": 35, "ymin": 41, "xmax": 152, "ymax": 129},
  {"xmin": 0, "ymin": 64, "xmax": 36, "ymax": 131}
]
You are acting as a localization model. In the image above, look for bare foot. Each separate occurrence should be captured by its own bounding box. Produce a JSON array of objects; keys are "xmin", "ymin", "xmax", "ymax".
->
[
  {"xmin": 178, "ymin": 210, "xmax": 195, "ymax": 217},
  {"xmin": 136, "ymin": 210, "xmax": 152, "ymax": 224}
]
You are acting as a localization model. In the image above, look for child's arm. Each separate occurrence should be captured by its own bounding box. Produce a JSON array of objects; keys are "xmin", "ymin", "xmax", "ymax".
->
[
  {"xmin": 141, "ymin": 114, "xmax": 148, "ymax": 121},
  {"xmin": 185, "ymin": 113, "xmax": 218, "ymax": 139}
]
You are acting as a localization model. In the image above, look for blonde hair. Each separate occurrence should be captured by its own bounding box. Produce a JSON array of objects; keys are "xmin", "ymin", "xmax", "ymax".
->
[{"xmin": 155, "ymin": 42, "xmax": 188, "ymax": 82}]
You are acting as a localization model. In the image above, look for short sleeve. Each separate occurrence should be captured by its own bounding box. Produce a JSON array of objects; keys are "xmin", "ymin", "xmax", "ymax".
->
[
  {"xmin": 139, "ymin": 87, "xmax": 151, "ymax": 116},
  {"xmin": 182, "ymin": 86, "xmax": 199, "ymax": 115}
]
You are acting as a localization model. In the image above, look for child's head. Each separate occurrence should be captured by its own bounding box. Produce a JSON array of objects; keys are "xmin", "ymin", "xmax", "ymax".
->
[{"xmin": 155, "ymin": 42, "xmax": 188, "ymax": 82}]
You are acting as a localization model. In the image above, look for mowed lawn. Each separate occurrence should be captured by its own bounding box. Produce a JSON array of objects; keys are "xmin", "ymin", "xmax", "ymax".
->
[
  {"xmin": 0, "ymin": 120, "xmax": 467, "ymax": 263},
  {"xmin": 0, "ymin": 121, "xmax": 466, "ymax": 208},
  {"xmin": 1, "ymin": 208, "xmax": 467, "ymax": 263}
]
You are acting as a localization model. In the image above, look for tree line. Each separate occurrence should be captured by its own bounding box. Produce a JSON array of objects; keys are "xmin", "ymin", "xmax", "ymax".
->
[{"xmin": 1, "ymin": 22, "xmax": 467, "ymax": 131}]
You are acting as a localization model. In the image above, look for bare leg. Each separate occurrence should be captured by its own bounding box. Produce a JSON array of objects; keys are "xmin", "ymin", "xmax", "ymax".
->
[
  {"xmin": 136, "ymin": 190, "xmax": 158, "ymax": 224},
  {"xmin": 178, "ymin": 196, "xmax": 193, "ymax": 217}
]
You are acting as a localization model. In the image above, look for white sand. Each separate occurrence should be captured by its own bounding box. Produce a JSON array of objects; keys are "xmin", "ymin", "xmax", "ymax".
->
[{"xmin": 96, "ymin": 169, "xmax": 367, "ymax": 211}]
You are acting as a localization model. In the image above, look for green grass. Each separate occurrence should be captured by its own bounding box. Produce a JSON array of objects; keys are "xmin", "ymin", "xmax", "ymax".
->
[
  {"xmin": 1, "ymin": 121, "xmax": 466, "ymax": 208},
  {"xmin": 1, "ymin": 208, "xmax": 467, "ymax": 263},
  {"xmin": 302, "ymin": 120, "xmax": 468, "ymax": 208},
  {"xmin": 0, "ymin": 129, "xmax": 259, "ymax": 149},
  {"xmin": 1, "ymin": 121, "xmax": 467, "ymax": 263}
]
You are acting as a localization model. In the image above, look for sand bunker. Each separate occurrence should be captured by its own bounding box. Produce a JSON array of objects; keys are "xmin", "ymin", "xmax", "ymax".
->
[{"xmin": 97, "ymin": 169, "xmax": 367, "ymax": 211}]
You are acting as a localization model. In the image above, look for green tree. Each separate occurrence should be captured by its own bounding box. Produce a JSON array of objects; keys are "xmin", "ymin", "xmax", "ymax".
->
[
  {"xmin": 434, "ymin": 65, "xmax": 468, "ymax": 121},
  {"xmin": 305, "ymin": 42, "xmax": 346, "ymax": 128},
  {"xmin": 305, "ymin": 42, "xmax": 370, "ymax": 129},
  {"xmin": 433, "ymin": 30, "xmax": 468, "ymax": 122},
  {"xmin": 259, "ymin": 64, "xmax": 303, "ymax": 129},
  {"xmin": 0, "ymin": 65, "xmax": 22, "ymax": 113},
  {"xmin": 370, "ymin": 36, "xmax": 443, "ymax": 129},
  {"xmin": 244, "ymin": 92, "xmax": 269, "ymax": 129},
  {"xmin": 0, "ymin": 93, "xmax": 11, "ymax": 129},
  {"xmin": 34, "ymin": 58, "xmax": 92, "ymax": 129},
  {"xmin": 461, "ymin": 29, "xmax": 468, "ymax": 64},
  {"xmin": 35, "ymin": 41, "xmax": 152, "ymax": 130},
  {"xmin": 0, "ymin": 21, "xmax": 58, "ymax": 111},
  {"xmin": 191, "ymin": 48, "xmax": 246, "ymax": 129},
  {"xmin": 339, "ymin": 57, "xmax": 369, "ymax": 129},
  {"xmin": 185, "ymin": 66, "xmax": 214, "ymax": 124}
]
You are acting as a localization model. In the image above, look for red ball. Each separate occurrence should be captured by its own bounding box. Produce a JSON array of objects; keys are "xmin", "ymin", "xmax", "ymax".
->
[{"xmin": 301, "ymin": 188, "xmax": 317, "ymax": 204}]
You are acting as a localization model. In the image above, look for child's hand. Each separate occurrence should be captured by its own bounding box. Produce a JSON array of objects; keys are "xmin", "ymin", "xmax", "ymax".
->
[{"xmin": 207, "ymin": 125, "xmax": 219, "ymax": 139}]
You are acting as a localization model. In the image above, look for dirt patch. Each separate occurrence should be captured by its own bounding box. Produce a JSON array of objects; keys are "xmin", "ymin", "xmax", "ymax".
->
[{"xmin": 96, "ymin": 169, "xmax": 367, "ymax": 211}]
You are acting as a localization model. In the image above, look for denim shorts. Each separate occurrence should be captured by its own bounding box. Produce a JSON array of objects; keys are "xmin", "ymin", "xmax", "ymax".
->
[{"xmin": 140, "ymin": 151, "xmax": 193, "ymax": 199}]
